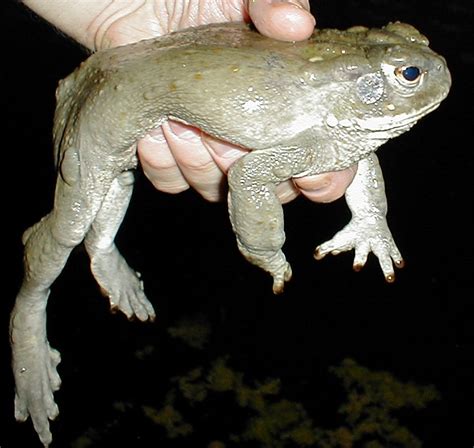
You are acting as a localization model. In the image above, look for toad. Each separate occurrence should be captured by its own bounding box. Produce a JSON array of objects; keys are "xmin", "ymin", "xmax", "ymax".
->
[{"xmin": 10, "ymin": 21, "xmax": 450, "ymax": 446}]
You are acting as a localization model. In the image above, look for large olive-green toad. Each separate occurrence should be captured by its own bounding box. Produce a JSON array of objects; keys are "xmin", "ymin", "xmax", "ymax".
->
[{"xmin": 10, "ymin": 21, "xmax": 450, "ymax": 446}]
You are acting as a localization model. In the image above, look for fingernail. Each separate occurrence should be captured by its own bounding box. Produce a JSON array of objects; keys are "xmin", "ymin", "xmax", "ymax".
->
[
  {"xmin": 167, "ymin": 120, "xmax": 197, "ymax": 139},
  {"xmin": 274, "ymin": 0, "xmax": 303, "ymax": 10},
  {"xmin": 294, "ymin": 174, "xmax": 331, "ymax": 191},
  {"xmin": 202, "ymin": 135, "xmax": 248, "ymax": 159}
]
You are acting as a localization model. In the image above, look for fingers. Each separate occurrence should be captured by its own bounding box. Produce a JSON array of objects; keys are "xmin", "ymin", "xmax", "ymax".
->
[
  {"xmin": 202, "ymin": 134, "xmax": 249, "ymax": 174},
  {"xmin": 139, "ymin": 121, "xmax": 354, "ymax": 204},
  {"xmin": 247, "ymin": 0, "xmax": 315, "ymax": 41},
  {"xmin": 294, "ymin": 165, "xmax": 357, "ymax": 203},
  {"xmin": 275, "ymin": 181, "xmax": 300, "ymax": 204},
  {"xmin": 137, "ymin": 127, "xmax": 188, "ymax": 194},
  {"xmin": 162, "ymin": 122, "xmax": 225, "ymax": 201},
  {"xmin": 47, "ymin": 347, "xmax": 62, "ymax": 392},
  {"xmin": 314, "ymin": 229, "xmax": 353, "ymax": 260},
  {"xmin": 138, "ymin": 122, "xmax": 228, "ymax": 202},
  {"xmin": 14, "ymin": 393, "xmax": 28, "ymax": 422},
  {"xmin": 31, "ymin": 408, "xmax": 53, "ymax": 447},
  {"xmin": 203, "ymin": 134, "xmax": 300, "ymax": 203}
]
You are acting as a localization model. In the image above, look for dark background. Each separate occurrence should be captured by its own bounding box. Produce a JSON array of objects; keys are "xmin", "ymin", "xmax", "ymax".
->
[{"xmin": 1, "ymin": 0, "xmax": 472, "ymax": 446}]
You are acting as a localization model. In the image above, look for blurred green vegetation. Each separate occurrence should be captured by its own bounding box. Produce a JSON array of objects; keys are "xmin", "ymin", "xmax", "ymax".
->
[{"xmin": 72, "ymin": 315, "xmax": 439, "ymax": 448}]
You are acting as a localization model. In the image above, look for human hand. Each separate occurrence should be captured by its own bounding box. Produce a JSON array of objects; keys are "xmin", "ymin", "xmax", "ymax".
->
[{"xmin": 24, "ymin": 0, "xmax": 357, "ymax": 202}]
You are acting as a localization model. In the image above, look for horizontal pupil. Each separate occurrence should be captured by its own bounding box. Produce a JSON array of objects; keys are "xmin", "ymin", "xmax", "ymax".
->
[{"xmin": 402, "ymin": 66, "xmax": 420, "ymax": 81}]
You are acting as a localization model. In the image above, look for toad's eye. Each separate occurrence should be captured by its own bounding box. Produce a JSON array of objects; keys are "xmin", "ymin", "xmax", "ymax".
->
[
  {"xmin": 402, "ymin": 66, "xmax": 421, "ymax": 81},
  {"xmin": 395, "ymin": 66, "xmax": 422, "ymax": 83}
]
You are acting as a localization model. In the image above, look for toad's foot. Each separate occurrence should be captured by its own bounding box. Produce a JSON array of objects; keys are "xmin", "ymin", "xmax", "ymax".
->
[
  {"xmin": 13, "ymin": 341, "xmax": 61, "ymax": 447},
  {"xmin": 90, "ymin": 246, "xmax": 156, "ymax": 321},
  {"xmin": 237, "ymin": 242, "xmax": 292, "ymax": 294},
  {"xmin": 314, "ymin": 218, "xmax": 404, "ymax": 282},
  {"xmin": 272, "ymin": 262, "xmax": 293, "ymax": 294}
]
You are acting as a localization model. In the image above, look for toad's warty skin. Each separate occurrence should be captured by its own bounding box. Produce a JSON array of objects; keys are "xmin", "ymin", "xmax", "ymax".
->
[{"xmin": 10, "ymin": 22, "xmax": 450, "ymax": 446}]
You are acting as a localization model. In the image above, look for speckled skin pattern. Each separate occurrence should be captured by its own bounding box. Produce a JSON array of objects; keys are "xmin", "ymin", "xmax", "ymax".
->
[{"xmin": 10, "ymin": 22, "xmax": 450, "ymax": 446}]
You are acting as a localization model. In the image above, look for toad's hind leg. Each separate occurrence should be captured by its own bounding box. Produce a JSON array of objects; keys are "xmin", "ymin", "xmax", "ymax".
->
[
  {"xmin": 84, "ymin": 170, "xmax": 155, "ymax": 322},
  {"xmin": 10, "ymin": 161, "xmax": 120, "ymax": 447}
]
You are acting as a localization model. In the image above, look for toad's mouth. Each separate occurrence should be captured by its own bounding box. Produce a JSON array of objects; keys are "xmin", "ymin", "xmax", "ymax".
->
[{"xmin": 355, "ymin": 100, "xmax": 443, "ymax": 136}]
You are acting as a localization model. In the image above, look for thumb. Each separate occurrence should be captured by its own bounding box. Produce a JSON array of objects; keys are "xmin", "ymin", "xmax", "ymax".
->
[{"xmin": 247, "ymin": 0, "xmax": 316, "ymax": 42}]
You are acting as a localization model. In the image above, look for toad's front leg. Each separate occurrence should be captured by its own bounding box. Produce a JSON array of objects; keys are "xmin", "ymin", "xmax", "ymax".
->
[
  {"xmin": 227, "ymin": 148, "xmax": 309, "ymax": 293},
  {"xmin": 315, "ymin": 153, "xmax": 404, "ymax": 281}
]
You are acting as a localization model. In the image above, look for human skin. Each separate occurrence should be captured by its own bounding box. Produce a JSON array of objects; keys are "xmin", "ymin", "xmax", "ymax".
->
[{"xmin": 22, "ymin": 0, "xmax": 356, "ymax": 203}]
